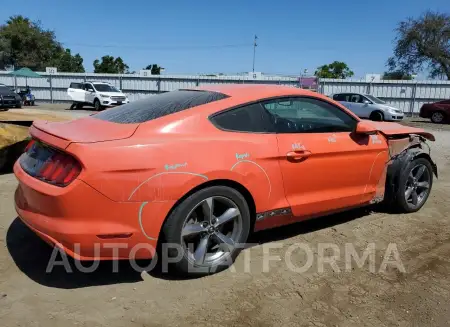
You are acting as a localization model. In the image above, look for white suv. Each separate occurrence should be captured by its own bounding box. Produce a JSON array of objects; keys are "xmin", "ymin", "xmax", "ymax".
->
[{"xmin": 67, "ymin": 81, "xmax": 129, "ymax": 110}]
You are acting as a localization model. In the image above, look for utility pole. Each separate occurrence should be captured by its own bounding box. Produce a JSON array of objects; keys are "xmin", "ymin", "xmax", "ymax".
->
[{"xmin": 252, "ymin": 35, "xmax": 258, "ymax": 73}]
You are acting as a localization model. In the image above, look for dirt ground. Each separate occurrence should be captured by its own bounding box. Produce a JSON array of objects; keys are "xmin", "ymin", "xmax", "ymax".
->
[{"xmin": 1, "ymin": 117, "xmax": 450, "ymax": 327}]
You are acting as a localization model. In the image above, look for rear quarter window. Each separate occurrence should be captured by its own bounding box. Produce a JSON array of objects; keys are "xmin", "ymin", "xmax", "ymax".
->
[{"xmin": 93, "ymin": 90, "xmax": 229, "ymax": 124}]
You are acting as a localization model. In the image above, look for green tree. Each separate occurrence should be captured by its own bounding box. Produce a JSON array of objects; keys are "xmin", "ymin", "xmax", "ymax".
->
[
  {"xmin": 0, "ymin": 15, "xmax": 85, "ymax": 72},
  {"xmin": 51, "ymin": 48, "xmax": 85, "ymax": 73},
  {"xmin": 94, "ymin": 55, "xmax": 129, "ymax": 74},
  {"xmin": 382, "ymin": 70, "xmax": 413, "ymax": 80},
  {"xmin": 144, "ymin": 64, "xmax": 162, "ymax": 75},
  {"xmin": 314, "ymin": 61, "xmax": 354, "ymax": 79},
  {"xmin": 388, "ymin": 11, "xmax": 450, "ymax": 80}
]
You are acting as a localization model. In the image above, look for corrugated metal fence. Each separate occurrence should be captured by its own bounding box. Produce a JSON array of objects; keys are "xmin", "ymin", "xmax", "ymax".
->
[
  {"xmin": 1, "ymin": 71, "xmax": 449, "ymax": 114},
  {"xmin": 318, "ymin": 79, "xmax": 450, "ymax": 114}
]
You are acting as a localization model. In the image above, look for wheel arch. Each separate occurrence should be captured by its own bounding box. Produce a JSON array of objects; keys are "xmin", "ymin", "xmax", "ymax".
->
[
  {"xmin": 157, "ymin": 179, "xmax": 257, "ymax": 243},
  {"xmin": 370, "ymin": 110, "xmax": 384, "ymax": 121}
]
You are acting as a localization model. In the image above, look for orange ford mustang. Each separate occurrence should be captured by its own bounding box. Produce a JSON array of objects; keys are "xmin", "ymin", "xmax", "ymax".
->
[{"xmin": 14, "ymin": 85, "xmax": 437, "ymax": 275}]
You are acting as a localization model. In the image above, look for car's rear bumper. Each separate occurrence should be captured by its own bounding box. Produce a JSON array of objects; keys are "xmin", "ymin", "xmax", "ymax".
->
[{"xmin": 13, "ymin": 161, "xmax": 173, "ymax": 261}]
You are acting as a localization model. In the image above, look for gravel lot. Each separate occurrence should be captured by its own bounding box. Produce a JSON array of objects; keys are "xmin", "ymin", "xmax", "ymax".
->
[{"xmin": 1, "ymin": 113, "xmax": 450, "ymax": 326}]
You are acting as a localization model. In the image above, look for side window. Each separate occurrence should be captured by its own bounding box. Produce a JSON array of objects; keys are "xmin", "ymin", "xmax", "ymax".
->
[
  {"xmin": 84, "ymin": 83, "xmax": 94, "ymax": 91},
  {"xmin": 361, "ymin": 96, "xmax": 371, "ymax": 104},
  {"xmin": 349, "ymin": 94, "xmax": 361, "ymax": 103},
  {"xmin": 69, "ymin": 82, "xmax": 82, "ymax": 89},
  {"xmin": 335, "ymin": 94, "xmax": 352, "ymax": 102},
  {"xmin": 333, "ymin": 94, "xmax": 345, "ymax": 101},
  {"xmin": 210, "ymin": 103, "xmax": 273, "ymax": 133},
  {"xmin": 262, "ymin": 97, "xmax": 357, "ymax": 133}
]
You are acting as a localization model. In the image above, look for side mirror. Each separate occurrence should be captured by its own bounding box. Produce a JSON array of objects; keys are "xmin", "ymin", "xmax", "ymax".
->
[
  {"xmin": 363, "ymin": 100, "xmax": 370, "ymax": 104},
  {"xmin": 355, "ymin": 120, "xmax": 377, "ymax": 134}
]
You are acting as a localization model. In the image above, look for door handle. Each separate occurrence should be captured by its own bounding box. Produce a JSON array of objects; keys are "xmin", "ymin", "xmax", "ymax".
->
[{"xmin": 286, "ymin": 150, "xmax": 311, "ymax": 161}]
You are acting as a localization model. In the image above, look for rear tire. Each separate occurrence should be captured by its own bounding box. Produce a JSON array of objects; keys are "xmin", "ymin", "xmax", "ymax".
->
[
  {"xmin": 391, "ymin": 158, "xmax": 433, "ymax": 213},
  {"xmin": 94, "ymin": 98, "xmax": 102, "ymax": 111},
  {"xmin": 431, "ymin": 111, "xmax": 445, "ymax": 124},
  {"xmin": 161, "ymin": 186, "xmax": 251, "ymax": 276},
  {"xmin": 369, "ymin": 111, "xmax": 384, "ymax": 121}
]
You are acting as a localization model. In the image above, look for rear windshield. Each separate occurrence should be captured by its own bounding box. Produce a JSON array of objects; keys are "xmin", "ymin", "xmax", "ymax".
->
[{"xmin": 94, "ymin": 90, "xmax": 229, "ymax": 124}]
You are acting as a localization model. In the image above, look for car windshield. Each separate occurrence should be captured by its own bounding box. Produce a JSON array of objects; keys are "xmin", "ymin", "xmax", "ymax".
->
[
  {"xmin": 365, "ymin": 95, "xmax": 385, "ymax": 104},
  {"xmin": 0, "ymin": 86, "xmax": 12, "ymax": 93},
  {"xmin": 93, "ymin": 84, "xmax": 119, "ymax": 92}
]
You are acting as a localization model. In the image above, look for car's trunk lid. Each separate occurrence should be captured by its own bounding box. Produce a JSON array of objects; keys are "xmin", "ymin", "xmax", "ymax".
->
[{"xmin": 31, "ymin": 117, "xmax": 139, "ymax": 149}]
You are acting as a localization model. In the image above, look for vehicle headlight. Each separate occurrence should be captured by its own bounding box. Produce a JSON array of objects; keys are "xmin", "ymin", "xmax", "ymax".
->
[
  {"xmin": 100, "ymin": 94, "xmax": 109, "ymax": 98},
  {"xmin": 387, "ymin": 108, "xmax": 397, "ymax": 114}
]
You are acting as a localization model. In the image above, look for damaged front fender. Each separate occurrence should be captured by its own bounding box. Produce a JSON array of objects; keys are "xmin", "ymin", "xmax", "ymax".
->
[{"xmin": 384, "ymin": 135, "xmax": 438, "ymax": 204}]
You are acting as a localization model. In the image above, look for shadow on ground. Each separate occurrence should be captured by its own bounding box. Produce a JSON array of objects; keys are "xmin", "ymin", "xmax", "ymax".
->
[
  {"xmin": 7, "ymin": 206, "xmax": 374, "ymax": 289},
  {"xmin": 0, "ymin": 139, "xmax": 28, "ymax": 175}
]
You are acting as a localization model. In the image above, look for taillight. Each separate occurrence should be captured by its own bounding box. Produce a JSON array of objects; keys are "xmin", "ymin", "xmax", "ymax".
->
[
  {"xmin": 20, "ymin": 140, "xmax": 81, "ymax": 187},
  {"xmin": 39, "ymin": 153, "xmax": 81, "ymax": 186}
]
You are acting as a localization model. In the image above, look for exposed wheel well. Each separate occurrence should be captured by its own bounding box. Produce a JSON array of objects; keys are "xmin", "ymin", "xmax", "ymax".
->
[
  {"xmin": 385, "ymin": 147, "xmax": 437, "ymax": 202},
  {"xmin": 158, "ymin": 179, "xmax": 256, "ymax": 243}
]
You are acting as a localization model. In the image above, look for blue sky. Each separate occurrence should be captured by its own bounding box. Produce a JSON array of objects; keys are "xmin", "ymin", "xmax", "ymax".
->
[{"xmin": 1, "ymin": 0, "xmax": 448, "ymax": 77}]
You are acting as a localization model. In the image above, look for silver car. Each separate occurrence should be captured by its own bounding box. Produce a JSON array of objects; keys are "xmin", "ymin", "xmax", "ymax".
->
[{"xmin": 332, "ymin": 93, "xmax": 404, "ymax": 121}]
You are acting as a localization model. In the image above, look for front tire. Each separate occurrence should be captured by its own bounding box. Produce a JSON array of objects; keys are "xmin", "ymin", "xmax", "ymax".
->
[
  {"xmin": 392, "ymin": 158, "xmax": 433, "ymax": 213},
  {"xmin": 370, "ymin": 111, "xmax": 384, "ymax": 121},
  {"xmin": 161, "ymin": 186, "xmax": 251, "ymax": 276},
  {"xmin": 431, "ymin": 111, "xmax": 445, "ymax": 124},
  {"xmin": 94, "ymin": 98, "xmax": 102, "ymax": 111},
  {"xmin": 15, "ymin": 101, "xmax": 22, "ymax": 109}
]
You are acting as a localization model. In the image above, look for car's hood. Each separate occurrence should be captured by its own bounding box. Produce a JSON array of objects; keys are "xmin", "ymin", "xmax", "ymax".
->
[
  {"xmin": 363, "ymin": 120, "xmax": 435, "ymax": 141},
  {"xmin": 97, "ymin": 92, "xmax": 126, "ymax": 97}
]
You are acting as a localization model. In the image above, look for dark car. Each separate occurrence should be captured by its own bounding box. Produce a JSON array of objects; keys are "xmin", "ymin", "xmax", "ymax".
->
[
  {"xmin": 0, "ymin": 85, "xmax": 22, "ymax": 110},
  {"xmin": 420, "ymin": 100, "xmax": 450, "ymax": 124}
]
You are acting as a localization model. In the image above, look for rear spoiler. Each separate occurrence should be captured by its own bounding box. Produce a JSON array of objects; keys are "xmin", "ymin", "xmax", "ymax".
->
[{"xmin": 30, "ymin": 120, "xmax": 72, "ymax": 150}]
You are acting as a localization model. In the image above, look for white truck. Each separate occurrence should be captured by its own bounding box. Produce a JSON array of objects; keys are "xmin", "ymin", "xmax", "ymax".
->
[{"xmin": 67, "ymin": 81, "xmax": 129, "ymax": 110}]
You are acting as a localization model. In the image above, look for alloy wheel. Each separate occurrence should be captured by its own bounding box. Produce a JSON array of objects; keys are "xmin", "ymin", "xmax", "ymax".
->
[
  {"xmin": 181, "ymin": 196, "xmax": 242, "ymax": 266},
  {"xmin": 404, "ymin": 164, "xmax": 431, "ymax": 209},
  {"xmin": 431, "ymin": 112, "xmax": 444, "ymax": 123}
]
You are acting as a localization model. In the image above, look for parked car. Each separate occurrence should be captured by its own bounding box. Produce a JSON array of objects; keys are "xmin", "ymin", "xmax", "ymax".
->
[
  {"xmin": 419, "ymin": 99, "xmax": 450, "ymax": 124},
  {"xmin": 15, "ymin": 85, "xmax": 437, "ymax": 276},
  {"xmin": 67, "ymin": 81, "xmax": 129, "ymax": 111},
  {"xmin": 0, "ymin": 84, "xmax": 22, "ymax": 110},
  {"xmin": 332, "ymin": 93, "xmax": 404, "ymax": 122}
]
